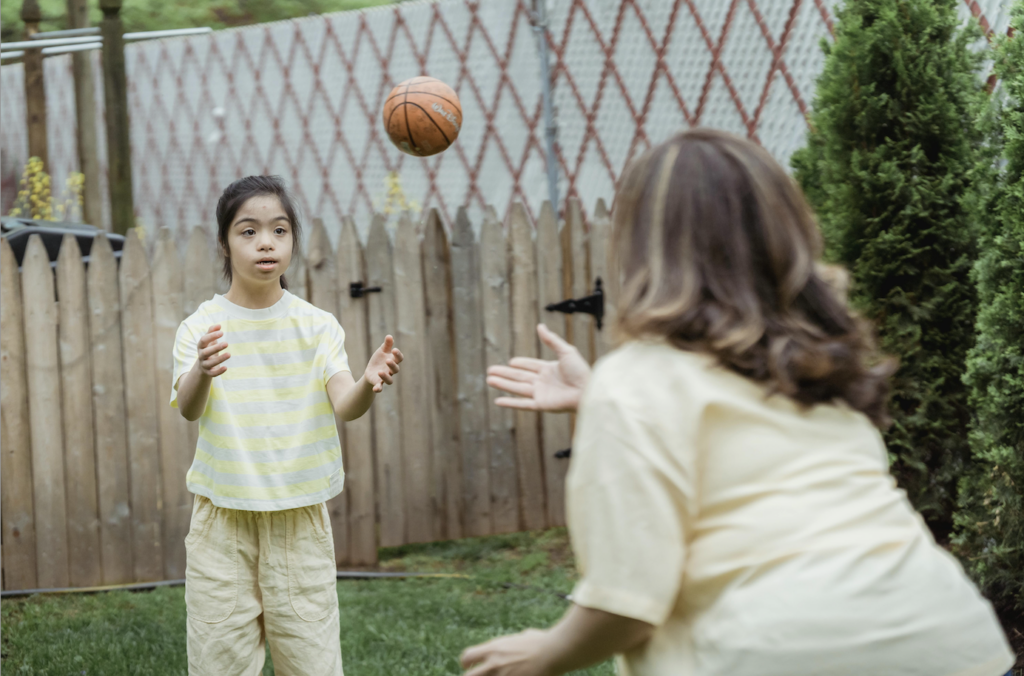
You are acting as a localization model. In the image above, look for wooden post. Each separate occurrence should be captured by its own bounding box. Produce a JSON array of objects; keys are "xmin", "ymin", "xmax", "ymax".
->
[
  {"xmin": 422, "ymin": 210, "xmax": 462, "ymax": 541},
  {"xmin": 307, "ymin": 218, "xmax": 350, "ymax": 564},
  {"xmin": 100, "ymin": 0, "xmax": 135, "ymax": 236},
  {"xmin": 22, "ymin": 236, "xmax": 70, "ymax": 589},
  {"xmin": 365, "ymin": 216, "xmax": 405, "ymax": 547},
  {"xmin": 536, "ymin": 202, "xmax": 571, "ymax": 527},
  {"xmin": 451, "ymin": 208, "xmax": 491, "ymax": 537},
  {"xmin": 89, "ymin": 234, "xmax": 134, "ymax": 584},
  {"xmin": 479, "ymin": 207, "xmax": 519, "ymax": 534},
  {"xmin": 183, "ymin": 226, "xmax": 216, "ymax": 521},
  {"xmin": 590, "ymin": 199, "xmax": 616, "ymax": 359},
  {"xmin": 336, "ymin": 216, "xmax": 377, "ymax": 564},
  {"xmin": 566, "ymin": 198, "xmax": 594, "ymax": 364},
  {"xmin": 67, "ymin": 0, "xmax": 103, "ymax": 228},
  {"xmin": 119, "ymin": 229, "xmax": 163, "ymax": 581},
  {"xmin": 507, "ymin": 203, "xmax": 547, "ymax": 531},
  {"xmin": 21, "ymin": 0, "xmax": 49, "ymax": 171},
  {"xmin": 57, "ymin": 235, "xmax": 103, "ymax": 588},
  {"xmin": 1, "ymin": 239, "xmax": 38, "ymax": 590},
  {"xmin": 393, "ymin": 212, "xmax": 435, "ymax": 544},
  {"xmin": 152, "ymin": 227, "xmax": 189, "ymax": 580}
]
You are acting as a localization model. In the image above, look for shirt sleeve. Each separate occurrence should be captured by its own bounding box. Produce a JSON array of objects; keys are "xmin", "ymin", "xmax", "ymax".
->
[
  {"xmin": 566, "ymin": 373, "xmax": 693, "ymax": 627},
  {"xmin": 169, "ymin": 319, "xmax": 201, "ymax": 408},
  {"xmin": 323, "ymin": 317, "xmax": 351, "ymax": 385}
]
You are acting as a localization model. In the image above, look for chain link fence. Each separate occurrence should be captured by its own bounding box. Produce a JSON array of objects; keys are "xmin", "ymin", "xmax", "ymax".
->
[{"xmin": 0, "ymin": 0, "xmax": 1014, "ymax": 247}]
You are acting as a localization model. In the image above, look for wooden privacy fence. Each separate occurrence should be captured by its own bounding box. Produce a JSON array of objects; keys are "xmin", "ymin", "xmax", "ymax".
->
[{"xmin": 0, "ymin": 198, "xmax": 616, "ymax": 591}]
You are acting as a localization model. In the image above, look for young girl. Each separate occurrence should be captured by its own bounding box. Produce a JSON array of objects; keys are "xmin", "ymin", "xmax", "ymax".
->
[
  {"xmin": 170, "ymin": 175, "xmax": 403, "ymax": 675},
  {"xmin": 464, "ymin": 130, "xmax": 1015, "ymax": 676}
]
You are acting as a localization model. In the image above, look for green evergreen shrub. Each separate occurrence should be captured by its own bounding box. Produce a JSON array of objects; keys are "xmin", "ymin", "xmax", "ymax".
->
[
  {"xmin": 791, "ymin": 0, "xmax": 989, "ymax": 536},
  {"xmin": 953, "ymin": 1, "xmax": 1024, "ymax": 618}
]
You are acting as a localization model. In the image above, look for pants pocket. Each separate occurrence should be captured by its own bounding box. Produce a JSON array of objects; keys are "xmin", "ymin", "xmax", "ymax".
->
[
  {"xmin": 287, "ymin": 503, "xmax": 338, "ymax": 622},
  {"xmin": 185, "ymin": 498, "xmax": 239, "ymax": 624}
]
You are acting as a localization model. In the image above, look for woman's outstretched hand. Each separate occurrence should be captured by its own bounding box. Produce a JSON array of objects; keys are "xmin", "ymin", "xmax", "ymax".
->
[{"xmin": 486, "ymin": 324, "xmax": 591, "ymax": 413}]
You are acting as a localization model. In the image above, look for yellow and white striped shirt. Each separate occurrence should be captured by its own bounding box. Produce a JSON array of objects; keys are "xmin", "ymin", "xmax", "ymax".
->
[{"xmin": 169, "ymin": 291, "xmax": 350, "ymax": 511}]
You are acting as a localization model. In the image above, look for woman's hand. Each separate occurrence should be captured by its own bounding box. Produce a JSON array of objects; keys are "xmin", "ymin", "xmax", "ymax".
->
[
  {"xmin": 364, "ymin": 335, "xmax": 403, "ymax": 393},
  {"xmin": 460, "ymin": 629, "xmax": 554, "ymax": 676},
  {"xmin": 460, "ymin": 605, "xmax": 654, "ymax": 676},
  {"xmin": 486, "ymin": 324, "xmax": 592, "ymax": 413}
]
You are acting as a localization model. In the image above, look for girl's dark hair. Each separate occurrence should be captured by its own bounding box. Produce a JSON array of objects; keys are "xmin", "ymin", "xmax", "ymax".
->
[
  {"xmin": 612, "ymin": 128, "xmax": 896, "ymax": 428},
  {"xmin": 215, "ymin": 175, "xmax": 302, "ymax": 289}
]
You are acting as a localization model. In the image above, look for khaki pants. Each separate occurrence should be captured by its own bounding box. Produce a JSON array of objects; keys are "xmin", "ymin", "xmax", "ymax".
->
[{"xmin": 184, "ymin": 494, "xmax": 344, "ymax": 676}]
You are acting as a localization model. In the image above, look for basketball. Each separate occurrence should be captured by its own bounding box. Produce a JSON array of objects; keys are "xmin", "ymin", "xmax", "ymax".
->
[{"xmin": 383, "ymin": 77, "xmax": 462, "ymax": 157}]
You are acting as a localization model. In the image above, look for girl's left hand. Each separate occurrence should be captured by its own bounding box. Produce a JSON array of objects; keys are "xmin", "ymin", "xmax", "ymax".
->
[
  {"xmin": 365, "ymin": 335, "xmax": 403, "ymax": 393},
  {"xmin": 460, "ymin": 629, "xmax": 554, "ymax": 676}
]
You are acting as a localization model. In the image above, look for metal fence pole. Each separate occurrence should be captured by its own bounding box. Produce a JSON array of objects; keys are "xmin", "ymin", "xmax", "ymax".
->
[{"xmin": 532, "ymin": 0, "xmax": 559, "ymax": 216}]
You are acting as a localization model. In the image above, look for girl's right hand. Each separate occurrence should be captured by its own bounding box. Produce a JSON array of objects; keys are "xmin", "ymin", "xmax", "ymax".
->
[
  {"xmin": 197, "ymin": 324, "xmax": 230, "ymax": 377},
  {"xmin": 486, "ymin": 324, "xmax": 592, "ymax": 413}
]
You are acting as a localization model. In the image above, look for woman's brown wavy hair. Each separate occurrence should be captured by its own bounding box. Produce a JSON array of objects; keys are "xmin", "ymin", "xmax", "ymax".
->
[{"xmin": 613, "ymin": 129, "xmax": 895, "ymax": 428}]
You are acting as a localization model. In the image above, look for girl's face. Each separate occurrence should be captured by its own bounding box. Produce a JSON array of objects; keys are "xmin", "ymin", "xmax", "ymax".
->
[{"xmin": 225, "ymin": 194, "xmax": 293, "ymax": 289}]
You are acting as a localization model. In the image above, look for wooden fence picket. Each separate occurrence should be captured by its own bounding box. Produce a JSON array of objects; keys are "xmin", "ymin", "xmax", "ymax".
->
[
  {"xmin": 508, "ymin": 203, "xmax": 547, "ymax": 531},
  {"xmin": 479, "ymin": 208, "xmax": 519, "ymax": 534},
  {"xmin": 22, "ymin": 235, "xmax": 70, "ymax": 589},
  {"xmin": 307, "ymin": 218, "xmax": 350, "ymax": 564},
  {"xmin": 152, "ymin": 227, "xmax": 190, "ymax": 580},
  {"xmin": 393, "ymin": 212, "xmax": 436, "ymax": 544},
  {"xmin": 535, "ymin": 203, "xmax": 571, "ymax": 527},
  {"xmin": 290, "ymin": 234, "xmax": 308, "ymax": 302},
  {"xmin": 566, "ymin": 199, "xmax": 594, "ymax": 364},
  {"xmin": 366, "ymin": 215, "xmax": 405, "ymax": 548},
  {"xmin": 119, "ymin": 229, "xmax": 163, "ymax": 581},
  {"xmin": 1, "ymin": 238, "xmax": 37, "ymax": 590},
  {"xmin": 182, "ymin": 226, "xmax": 217, "ymax": 519},
  {"xmin": 451, "ymin": 208, "xmax": 492, "ymax": 537},
  {"xmin": 336, "ymin": 216, "xmax": 377, "ymax": 564},
  {"xmin": 589, "ymin": 199, "xmax": 615, "ymax": 359},
  {"xmin": 422, "ymin": 210, "xmax": 462, "ymax": 541},
  {"xmin": 88, "ymin": 234, "xmax": 134, "ymax": 584},
  {"xmin": 56, "ymin": 235, "xmax": 103, "ymax": 588}
]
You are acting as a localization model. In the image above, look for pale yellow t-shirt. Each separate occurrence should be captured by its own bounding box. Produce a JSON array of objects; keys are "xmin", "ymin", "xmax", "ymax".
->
[{"xmin": 567, "ymin": 340, "xmax": 1014, "ymax": 676}]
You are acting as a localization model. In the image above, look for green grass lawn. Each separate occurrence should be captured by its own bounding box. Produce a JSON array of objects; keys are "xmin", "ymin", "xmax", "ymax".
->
[{"xmin": 1, "ymin": 528, "xmax": 614, "ymax": 675}]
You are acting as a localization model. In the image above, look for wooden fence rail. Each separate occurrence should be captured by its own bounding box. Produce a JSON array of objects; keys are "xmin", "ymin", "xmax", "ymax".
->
[{"xmin": 0, "ymin": 199, "xmax": 611, "ymax": 590}]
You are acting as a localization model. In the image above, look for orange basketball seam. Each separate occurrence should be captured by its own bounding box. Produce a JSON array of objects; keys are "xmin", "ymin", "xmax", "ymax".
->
[
  {"xmin": 403, "ymin": 85, "xmax": 419, "ymax": 156},
  {"xmin": 404, "ymin": 101, "xmax": 452, "ymax": 146},
  {"xmin": 384, "ymin": 91, "xmax": 462, "ymax": 111}
]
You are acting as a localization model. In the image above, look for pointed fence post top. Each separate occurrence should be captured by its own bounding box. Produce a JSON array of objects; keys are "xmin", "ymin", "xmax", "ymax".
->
[
  {"xmin": 507, "ymin": 202, "xmax": 531, "ymax": 232},
  {"xmin": 339, "ymin": 215, "xmax": 362, "ymax": 254},
  {"xmin": 423, "ymin": 208, "xmax": 444, "ymax": 237},
  {"xmin": 89, "ymin": 231, "xmax": 114, "ymax": 261},
  {"xmin": 23, "ymin": 234, "xmax": 49, "ymax": 266},
  {"xmin": 538, "ymin": 201, "xmax": 557, "ymax": 233},
  {"xmin": 367, "ymin": 213, "xmax": 390, "ymax": 250},
  {"xmin": 307, "ymin": 217, "xmax": 332, "ymax": 269},
  {"xmin": 396, "ymin": 211, "xmax": 416, "ymax": 240},
  {"xmin": 57, "ymin": 232, "xmax": 84, "ymax": 263},
  {"xmin": 453, "ymin": 206, "xmax": 474, "ymax": 247},
  {"xmin": 594, "ymin": 198, "xmax": 610, "ymax": 221},
  {"xmin": 567, "ymin": 197, "xmax": 584, "ymax": 229}
]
